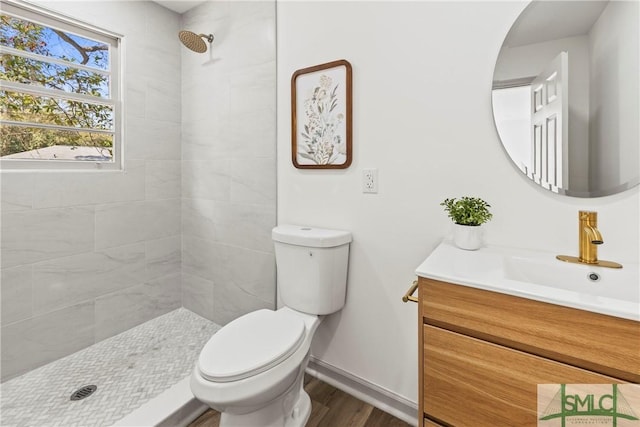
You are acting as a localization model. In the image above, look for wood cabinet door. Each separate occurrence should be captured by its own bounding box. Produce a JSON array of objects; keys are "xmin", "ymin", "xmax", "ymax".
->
[
  {"xmin": 423, "ymin": 325, "xmax": 626, "ymax": 427},
  {"xmin": 420, "ymin": 278, "xmax": 640, "ymax": 383}
]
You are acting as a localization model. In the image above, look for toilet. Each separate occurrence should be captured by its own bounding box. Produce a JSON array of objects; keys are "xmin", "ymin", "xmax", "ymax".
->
[{"xmin": 190, "ymin": 224, "xmax": 352, "ymax": 427}]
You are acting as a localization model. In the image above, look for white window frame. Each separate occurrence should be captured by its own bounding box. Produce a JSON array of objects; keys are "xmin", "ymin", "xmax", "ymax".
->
[{"xmin": 0, "ymin": 0, "xmax": 123, "ymax": 171}]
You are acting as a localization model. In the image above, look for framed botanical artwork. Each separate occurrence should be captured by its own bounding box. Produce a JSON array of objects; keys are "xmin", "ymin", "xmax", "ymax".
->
[{"xmin": 291, "ymin": 59, "xmax": 352, "ymax": 169}]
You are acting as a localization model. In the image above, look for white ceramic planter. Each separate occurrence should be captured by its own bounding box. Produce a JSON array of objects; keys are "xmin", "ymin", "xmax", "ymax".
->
[{"xmin": 453, "ymin": 223, "xmax": 483, "ymax": 250}]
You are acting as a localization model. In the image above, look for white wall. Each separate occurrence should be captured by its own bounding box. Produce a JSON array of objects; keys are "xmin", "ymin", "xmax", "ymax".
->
[
  {"xmin": 1, "ymin": 1, "xmax": 182, "ymax": 381},
  {"xmin": 588, "ymin": 0, "xmax": 639, "ymax": 193},
  {"xmin": 277, "ymin": 0, "xmax": 639, "ymax": 407}
]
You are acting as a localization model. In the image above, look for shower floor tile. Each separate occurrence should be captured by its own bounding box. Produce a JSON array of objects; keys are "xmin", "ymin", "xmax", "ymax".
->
[{"xmin": 0, "ymin": 308, "xmax": 220, "ymax": 427}]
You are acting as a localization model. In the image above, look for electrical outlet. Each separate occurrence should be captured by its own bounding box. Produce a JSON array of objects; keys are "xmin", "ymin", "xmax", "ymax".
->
[{"xmin": 363, "ymin": 168, "xmax": 378, "ymax": 193}]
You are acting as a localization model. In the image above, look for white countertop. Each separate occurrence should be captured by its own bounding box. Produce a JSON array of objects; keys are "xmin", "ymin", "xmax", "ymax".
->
[{"xmin": 415, "ymin": 240, "xmax": 639, "ymax": 321}]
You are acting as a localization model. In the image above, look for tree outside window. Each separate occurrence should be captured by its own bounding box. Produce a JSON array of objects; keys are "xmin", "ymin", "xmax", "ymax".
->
[{"xmin": 0, "ymin": 2, "xmax": 120, "ymax": 168}]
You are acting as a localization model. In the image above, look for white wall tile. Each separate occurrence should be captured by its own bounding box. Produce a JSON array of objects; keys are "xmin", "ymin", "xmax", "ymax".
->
[
  {"xmin": 207, "ymin": 7, "xmax": 275, "ymax": 72},
  {"xmin": 182, "ymin": 160, "xmax": 231, "ymax": 201},
  {"xmin": 0, "ymin": 302, "xmax": 94, "ymax": 381},
  {"xmin": 218, "ymin": 108, "xmax": 276, "ymax": 157},
  {"xmin": 127, "ymin": 44, "xmax": 180, "ymax": 87},
  {"xmin": 1, "ymin": 206, "xmax": 95, "ymax": 268},
  {"xmin": 182, "ymin": 272, "xmax": 214, "ymax": 321},
  {"xmin": 125, "ymin": 77, "xmax": 147, "ymax": 120},
  {"xmin": 182, "ymin": 78, "xmax": 230, "ymax": 126},
  {"xmin": 94, "ymin": 274, "xmax": 181, "ymax": 341},
  {"xmin": 210, "ymin": 202, "xmax": 275, "ymax": 252},
  {"xmin": 146, "ymin": 273, "xmax": 182, "ymax": 315},
  {"xmin": 32, "ymin": 160, "xmax": 145, "ymax": 209},
  {"xmin": 95, "ymin": 199, "xmax": 180, "ymax": 250},
  {"xmin": 1, "ymin": 0, "xmax": 277, "ymax": 378},
  {"xmin": 229, "ymin": 157, "xmax": 276, "ymax": 206},
  {"xmin": 182, "ymin": 198, "xmax": 217, "ymax": 240},
  {"xmin": 146, "ymin": 236, "xmax": 181, "ymax": 281},
  {"xmin": 95, "ymin": 201, "xmax": 148, "ymax": 250},
  {"xmin": 1, "ymin": 173, "xmax": 33, "ymax": 212},
  {"xmin": 146, "ymin": 160, "xmax": 181, "ymax": 201},
  {"xmin": 181, "ymin": 0, "xmax": 277, "ymax": 326},
  {"xmin": 39, "ymin": 1, "xmax": 148, "ymax": 39},
  {"xmin": 144, "ymin": 2, "xmax": 181, "ymax": 50},
  {"xmin": 146, "ymin": 79, "xmax": 181, "ymax": 124},
  {"xmin": 0, "ymin": 265, "xmax": 33, "ymax": 326},
  {"xmin": 182, "ymin": 235, "xmax": 217, "ymax": 282},
  {"xmin": 182, "ymin": 76, "xmax": 229, "ymax": 121},
  {"xmin": 209, "ymin": 243, "xmax": 276, "ymax": 305},
  {"xmin": 127, "ymin": 119, "xmax": 181, "ymax": 161},
  {"xmin": 183, "ymin": 199, "xmax": 274, "ymax": 252},
  {"xmin": 228, "ymin": 1, "xmax": 274, "ymax": 21},
  {"xmin": 0, "ymin": 0, "xmax": 184, "ymax": 377},
  {"xmin": 32, "ymin": 243, "xmax": 146, "ymax": 316},
  {"xmin": 181, "ymin": 131, "xmax": 231, "ymax": 161},
  {"xmin": 213, "ymin": 278, "xmax": 272, "ymax": 326},
  {"xmin": 145, "ymin": 199, "xmax": 181, "ymax": 241},
  {"xmin": 228, "ymin": 62, "xmax": 276, "ymax": 116}
]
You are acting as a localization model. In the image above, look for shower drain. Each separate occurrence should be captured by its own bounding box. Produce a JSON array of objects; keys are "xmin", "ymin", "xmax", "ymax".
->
[{"xmin": 70, "ymin": 385, "xmax": 97, "ymax": 401}]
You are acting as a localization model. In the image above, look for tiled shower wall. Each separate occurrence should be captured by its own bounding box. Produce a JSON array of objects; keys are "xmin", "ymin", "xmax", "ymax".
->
[
  {"xmin": 0, "ymin": 1, "xmax": 183, "ymax": 381},
  {"xmin": 1, "ymin": 0, "xmax": 277, "ymax": 381},
  {"xmin": 181, "ymin": 1, "xmax": 277, "ymax": 325}
]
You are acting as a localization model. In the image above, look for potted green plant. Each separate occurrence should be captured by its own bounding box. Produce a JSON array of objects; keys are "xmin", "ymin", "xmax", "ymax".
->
[{"xmin": 440, "ymin": 197, "xmax": 493, "ymax": 250}]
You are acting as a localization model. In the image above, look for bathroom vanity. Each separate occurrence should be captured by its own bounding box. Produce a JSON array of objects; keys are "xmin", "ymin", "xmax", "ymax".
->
[{"xmin": 413, "ymin": 242, "xmax": 640, "ymax": 427}]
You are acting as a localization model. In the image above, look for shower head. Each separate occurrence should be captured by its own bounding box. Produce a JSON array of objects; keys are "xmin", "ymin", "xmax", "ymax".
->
[{"xmin": 178, "ymin": 30, "xmax": 214, "ymax": 53}]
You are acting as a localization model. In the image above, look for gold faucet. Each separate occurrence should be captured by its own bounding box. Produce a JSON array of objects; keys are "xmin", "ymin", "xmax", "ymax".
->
[
  {"xmin": 557, "ymin": 211, "xmax": 622, "ymax": 268},
  {"xmin": 578, "ymin": 211, "xmax": 603, "ymax": 263}
]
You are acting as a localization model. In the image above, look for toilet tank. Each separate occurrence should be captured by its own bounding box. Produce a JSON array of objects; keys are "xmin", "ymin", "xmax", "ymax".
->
[{"xmin": 272, "ymin": 225, "xmax": 352, "ymax": 315}]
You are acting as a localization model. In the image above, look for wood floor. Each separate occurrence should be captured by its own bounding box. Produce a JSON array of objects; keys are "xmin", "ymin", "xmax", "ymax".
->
[{"xmin": 188, "ymin": 374, "xmax": 412, "ymax": 427}]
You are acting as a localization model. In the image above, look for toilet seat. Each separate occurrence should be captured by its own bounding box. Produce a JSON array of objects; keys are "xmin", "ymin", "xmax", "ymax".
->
[{"xmin": 197, "ymin": 309, "xmax": 306, "ymax": 383}]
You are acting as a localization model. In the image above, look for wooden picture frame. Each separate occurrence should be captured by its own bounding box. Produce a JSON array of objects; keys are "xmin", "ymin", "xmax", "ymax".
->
[{"xmin": 291, "ymin": 59, "xmax": 352, "ymax": 169}]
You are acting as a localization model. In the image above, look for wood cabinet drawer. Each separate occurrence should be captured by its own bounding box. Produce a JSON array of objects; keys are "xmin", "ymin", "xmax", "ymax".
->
[
  {"xmin": 419, "ymin": 278, "xmax": 640, "ymax": 382},
  {"xmin": 423, "ymin": 325, "xmax": 625, "ymax": 427}
]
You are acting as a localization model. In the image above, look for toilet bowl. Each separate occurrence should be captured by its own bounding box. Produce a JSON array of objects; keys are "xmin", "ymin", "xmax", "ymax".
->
[
  {"xmin": 190, "ymin": 308, "xmax": 320, "ymax": 426},
  {"xmin": 190, "ymin": 225, "xmax": 352, "ymax": 427}
]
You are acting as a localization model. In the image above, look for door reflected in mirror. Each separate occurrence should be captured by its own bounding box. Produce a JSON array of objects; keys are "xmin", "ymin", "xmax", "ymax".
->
[{"xmin": 492, "ymin": 0, "xmax": 639, "ymax": 198}]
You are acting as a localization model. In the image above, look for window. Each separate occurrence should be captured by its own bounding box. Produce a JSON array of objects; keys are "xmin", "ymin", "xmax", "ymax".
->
[{"xmin": 0, "ymin": 0, "xmax": 121, "ymax": 170}]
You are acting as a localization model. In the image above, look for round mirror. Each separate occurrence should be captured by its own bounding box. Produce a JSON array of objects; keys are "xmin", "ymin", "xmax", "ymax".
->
[{"xmin": 492, "ymin": 0, "xmax": 639, "ymax": 197}]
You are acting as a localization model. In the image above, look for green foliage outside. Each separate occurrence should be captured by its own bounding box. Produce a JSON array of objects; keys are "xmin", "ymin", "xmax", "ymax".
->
[
  {"xmin": 0, "ymin": 14, "xmax": 113, "ymax": 158},
  {"xmin": 441, "ymin": 197, "xmax": 493, "ymax": 226}
]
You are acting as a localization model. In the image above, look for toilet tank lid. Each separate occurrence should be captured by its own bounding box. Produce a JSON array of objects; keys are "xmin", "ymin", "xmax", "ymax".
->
[{"xmin": 272, "ymin": 225, "xmax": 352, "ymax": 248}]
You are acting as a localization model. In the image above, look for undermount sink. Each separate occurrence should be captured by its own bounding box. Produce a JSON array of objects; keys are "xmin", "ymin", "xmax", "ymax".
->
[
  {"xmin": 415, "ymin": 240, "xmax": 640, "ymax": 321},
  {"xmin": 504, "ymin": 255, "xmax": 637, "ymax": 301}
]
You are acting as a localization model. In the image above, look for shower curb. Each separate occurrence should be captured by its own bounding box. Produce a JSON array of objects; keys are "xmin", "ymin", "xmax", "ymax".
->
[{"xmin": 111, "ymin": 375, "xmax": 206, "ymax": 427}]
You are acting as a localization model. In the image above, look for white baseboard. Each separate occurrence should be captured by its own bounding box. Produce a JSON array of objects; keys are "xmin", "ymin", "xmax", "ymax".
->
[{"xmin": 306, "ymin": 357, "xmax": 418, "ymax": 426}]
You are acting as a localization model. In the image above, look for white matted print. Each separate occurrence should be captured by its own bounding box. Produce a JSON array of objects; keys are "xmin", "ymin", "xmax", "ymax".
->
[{"xmin": 291, "ymin": 60, "xmax": 352, "ymax": 169}]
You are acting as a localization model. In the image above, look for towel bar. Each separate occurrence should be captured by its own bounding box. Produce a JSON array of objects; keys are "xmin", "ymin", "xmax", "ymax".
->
[{"xmin": 402, "ymin": 280, "xmax": 418, "ymax": 303}]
